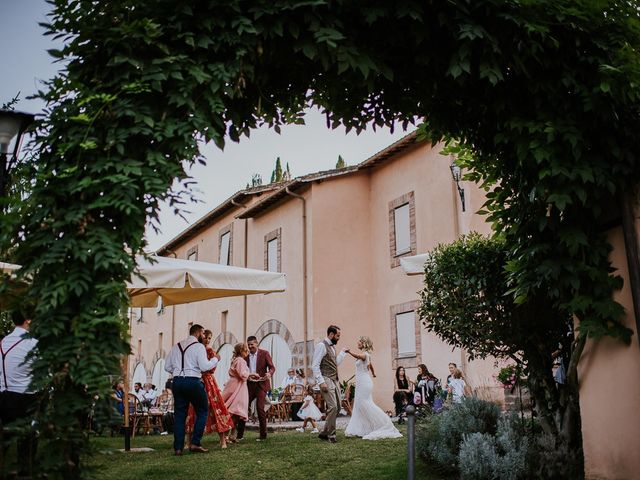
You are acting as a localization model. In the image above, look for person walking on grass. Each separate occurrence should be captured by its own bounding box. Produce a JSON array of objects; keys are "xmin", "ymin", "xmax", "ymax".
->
[
  {"xmin": 311, "ymin": 325, "xmax": 347, "ymax": 444},
  {"xmin": 185, "ymin": 329, "xmax": 234, "ymax": 450},
  {"xmin": 234, "ymin": 336, "xmax": 275, "ymax": 442},
  {"xmin": 164, "ymin": 324, "xmax": 218, "ymax": 455},
  {"xmin": 222, "ymin": 342, "xmax": 259, "ymax": 443}
]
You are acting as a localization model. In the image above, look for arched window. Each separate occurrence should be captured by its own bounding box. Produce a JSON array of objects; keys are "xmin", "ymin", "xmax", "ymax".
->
[
  {"xmin": 151, "ymin": 358, "xmax": 169, "ymax": 390},
  {"xmin": 215, "ymin": 343, "xmax": 234, "ymax": 388},
  {"xmin": 259, "ymin": 334, "xmax": 292, "ymax": 389}
]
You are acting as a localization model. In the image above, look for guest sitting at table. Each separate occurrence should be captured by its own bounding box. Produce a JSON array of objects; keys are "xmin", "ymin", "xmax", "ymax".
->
[
  {"xmin": 132, "ymin": 382, "xmax": 145, "ymax": 405},
  {"xmin": 294, "ymin": 368, "xmax": 306, "ymax": 385},
  {"xmin": 279, "ymin": 368, "xmax": 297, "ymax": 392},
  {"xmin": 140, "ymin": 383, "xmax": 157, "ymax": 408},
  {"xmin": 156, "ymin": 385, "xmax": 174, "ymax": 435},
  {"xmin": 392, "ymin": 366, "xmax": 414, "ymax": 424},
  {"xmin": 111, "ymin": 380, "xmax": 125, "ymax": 415},
  {"xmin": 416, "ymin": 364, "xmax": 440, "ymax": 407}
]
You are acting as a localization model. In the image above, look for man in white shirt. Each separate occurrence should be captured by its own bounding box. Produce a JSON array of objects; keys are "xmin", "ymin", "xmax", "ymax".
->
[
  {"xmin": 279, "ymin": 368, "xmax": 296, "ymax": 391},
  {"xmin": 132, "ymin": 382, "xmax": 145, "ymax": 404},
  {"xmin": 311, "ymin": 325, "xmax": 347, "ymax": 443},
  {"xmin": 0, "ymin": 309, "xmax": 39, "ymax": 474},
  {"xmin": 140, "ymin": 383, "xmax": 157, "ymax": 408},
  {"xmin": 164, "ymin": 324, "xmax": 218, "ymax": 455}
]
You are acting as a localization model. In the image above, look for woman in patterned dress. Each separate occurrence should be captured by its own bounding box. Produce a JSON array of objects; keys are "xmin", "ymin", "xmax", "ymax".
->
[{"xmin": 185, "ymin": 330, "xmax": 234, "ymax": 449}]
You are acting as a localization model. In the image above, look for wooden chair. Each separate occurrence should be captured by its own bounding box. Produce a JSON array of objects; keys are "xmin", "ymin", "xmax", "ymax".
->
[
  {"xmin": 128, "ymin": 396, "xmax": 150, "ymax": 437},
  {"xmin": 265, "ymin": 396, "xmax": 287, "ymax": 423},
  {"xmin": 281, "ymin": 384, "xmax": 305, "ymax": 420},
  {"xmin": 341, "ymin": 383, "xmax": 354, "ymax": 416},
  {"xmin": 149, "ymin": 392, "xmax": 172, "ymax": 433}
]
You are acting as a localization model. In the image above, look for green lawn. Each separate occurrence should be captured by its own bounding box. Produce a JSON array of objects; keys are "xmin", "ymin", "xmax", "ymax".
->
[{"xmin": 85, "ymin": 427, "xmax": 442, "ymax": 480}]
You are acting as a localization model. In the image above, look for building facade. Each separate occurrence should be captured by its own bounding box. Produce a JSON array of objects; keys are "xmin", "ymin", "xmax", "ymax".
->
[{"xmin": 128, "ymin": 132, "xmax": 499, "ymax": 409}]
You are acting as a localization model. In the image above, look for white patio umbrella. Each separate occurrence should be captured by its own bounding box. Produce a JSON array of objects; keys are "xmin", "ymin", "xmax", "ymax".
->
[
  {"xmin": 2, "ymin": 256, "xmax": 287, "ymax": 302},
  {"xmin": 0, "ymin": 261, "xmax": 20, "ymax": 275},
  {"xmin": 127, "ymin": 255, "xmax": 286, "ymax": 307},
  {"xmin": 400, "ymin": 253, "xmax": 430, "ymax": 275}
]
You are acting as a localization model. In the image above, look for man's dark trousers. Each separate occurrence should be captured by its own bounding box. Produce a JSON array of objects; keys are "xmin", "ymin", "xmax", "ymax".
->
[
  {"xmin": 171, "ymin": 377, "xmax": 208, "ymax": 451},
  {"xmin": 0, "ymin": 390, "xmax": 39, "ymax": 474},
  {"xmin": 236, "ymin": 382, "xmax": 268, "ymax": 440}
]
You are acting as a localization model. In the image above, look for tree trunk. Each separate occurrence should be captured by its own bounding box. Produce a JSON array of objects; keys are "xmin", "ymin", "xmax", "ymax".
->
[{"xmin": 559, "ymin": 333, "xmax": 586, "ymax": 450}]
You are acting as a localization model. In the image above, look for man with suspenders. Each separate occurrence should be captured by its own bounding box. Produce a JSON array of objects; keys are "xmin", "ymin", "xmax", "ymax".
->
[
  {"xmin": 164, "ymin": 324, "xmax": 218, "ymax": 455},
  {"xmin": 0, "ymin": 309, "xmax": 39, "ymax": 474}
]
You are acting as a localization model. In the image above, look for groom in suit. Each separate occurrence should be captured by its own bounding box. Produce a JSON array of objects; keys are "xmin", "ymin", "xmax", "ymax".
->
[
  {"xmin": 311, "ymin": 325, "xmax": 347, "ymax": 443},
  {"xmin": 236, "ymin": 336, "xmax": 275, "ymax": 441}
]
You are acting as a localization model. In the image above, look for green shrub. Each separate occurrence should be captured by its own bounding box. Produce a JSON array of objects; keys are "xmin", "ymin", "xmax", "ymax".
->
[
  {"xmin": 459, "ymin": 415, "xmax": 530, "ymax": 480},
  {"xmin": 416, "ymin": 397, "xmax": 501, "ymax": 472},
  {"xmin": 531, "ymin": 433, "xmax": 583, "ymax": 480},
  {"xmin": 459, "ymin": 432, "xmax": 497, "ymax": 479}
]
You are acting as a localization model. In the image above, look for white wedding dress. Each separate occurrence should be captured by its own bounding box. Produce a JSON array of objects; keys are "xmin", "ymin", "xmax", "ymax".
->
[{"xmin": 345, "ymin": 353, "xmax": 402, "ymax": 440}]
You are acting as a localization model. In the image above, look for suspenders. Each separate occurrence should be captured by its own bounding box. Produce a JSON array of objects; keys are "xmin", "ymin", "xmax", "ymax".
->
[
  {"xmin": 0, "ymin": 338, "xmax": 25, "ymax": 390},
  {"xmin": 177, "ymin": 341, "xmax": 198, "ymax": 376}
]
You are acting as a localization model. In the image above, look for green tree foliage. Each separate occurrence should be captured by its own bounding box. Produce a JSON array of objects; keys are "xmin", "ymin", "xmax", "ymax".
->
[
  {"xmin": 1, "ymin": 92, "xmax": 20, "ymax": 110},
  {"xmin": 3, "ymin": 1, "xmax": 639, "ymax": 476},
  {"xmin": 336, "ymin": 155, "xmax": 346, "ymax": 168},
  {"xmin": 0, "ymin": 311, "xmax": 12, "ymax": 337},
  {"xmin": 418, "ymin": 234, "xmax": 583, "ymax": 467},
  {"xmin": 270, "ymin": 156, "xmax": 284, "ymax": 183}
]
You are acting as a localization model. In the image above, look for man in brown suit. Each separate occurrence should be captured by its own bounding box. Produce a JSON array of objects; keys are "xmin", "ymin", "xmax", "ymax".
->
[{"xmin": 236, "ymin": 336, "xmax": 275, "ymax": 441}]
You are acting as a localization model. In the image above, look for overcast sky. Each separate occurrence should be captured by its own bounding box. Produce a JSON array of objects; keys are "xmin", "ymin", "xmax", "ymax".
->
[{"xmin": 2, "ymin": 0, "xmax": 409, "ymax": 252}]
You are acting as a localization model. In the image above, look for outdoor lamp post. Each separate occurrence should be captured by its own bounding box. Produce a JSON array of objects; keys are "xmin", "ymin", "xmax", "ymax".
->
[
  {"xmin": 0, "ymin": 109, "xmax": 35, "ymax": 203},
  {"xmin": 449, "ymin": 162, "xmax": 466, "ymax": 212}
]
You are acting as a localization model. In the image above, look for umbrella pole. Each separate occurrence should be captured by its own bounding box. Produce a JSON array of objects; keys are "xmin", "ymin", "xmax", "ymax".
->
[{"xmin": 123, "ymin": 309, "xmax": 132, "ymax": 451}]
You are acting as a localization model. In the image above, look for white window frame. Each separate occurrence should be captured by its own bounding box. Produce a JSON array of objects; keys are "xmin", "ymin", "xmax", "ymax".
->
[
  {"xmin": 395, "ymin": 310, "xmax": 417, "ymax": 357},
  {"xmin": 394, "ymin": 203, "xmax": 411, "ymax": 255},
  {"xmin": 267, "ymin": 238, "xmax": 278, "ymax": 272},
  {"xmin": 219, "ymin": 231, "xmax": 231, "ymax": 265}
]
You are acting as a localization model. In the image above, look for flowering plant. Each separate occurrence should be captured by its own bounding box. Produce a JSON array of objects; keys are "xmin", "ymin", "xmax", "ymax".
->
[
  {"xmin": 270, "ymin": 387, "xmax": 282, "ymax": 400},
  {"xmin": 496, "ymin": 364, "xmax": 525, "ymax": 392}
]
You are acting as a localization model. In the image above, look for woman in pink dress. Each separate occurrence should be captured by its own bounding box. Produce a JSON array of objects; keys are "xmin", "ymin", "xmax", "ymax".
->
[
  {"xmin": 185, "ymin": 330, "xmax": 234, "ymax": 449},
  {"xmin": 221, "ymin": 342, "xmax": 257, "ymax": 442}
]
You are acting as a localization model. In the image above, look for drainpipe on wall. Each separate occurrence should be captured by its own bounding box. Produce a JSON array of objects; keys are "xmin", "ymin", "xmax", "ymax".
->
[
  {"xmin": 621, "ymin": 189, "xmax": 640, "ymax": 348},
  {"xmin": 231, "ymin": 199, "xmax": 249, "ymax": 340},
  {"xmin": 285, "ymin": 187, "xmax": 309, "ymax": 376}
]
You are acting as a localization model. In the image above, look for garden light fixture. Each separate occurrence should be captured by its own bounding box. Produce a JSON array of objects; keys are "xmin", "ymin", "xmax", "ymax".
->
[
  {"xmin": 449, "ymin": 162, "xmax": 466, "ymax": 212},
  {"xmin": 0, "ymin": 109, "xmax": 35, "ymax": 202}
]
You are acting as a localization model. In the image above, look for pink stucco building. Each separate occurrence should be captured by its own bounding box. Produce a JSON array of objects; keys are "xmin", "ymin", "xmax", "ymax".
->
[{"xmin": 128, "ymin": 132, "xmax": 498, "ymax": 408}]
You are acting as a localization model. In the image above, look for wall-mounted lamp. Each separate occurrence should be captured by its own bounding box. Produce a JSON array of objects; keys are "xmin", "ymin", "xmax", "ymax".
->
[
  {"xmin": 0, "ymin": 109, "xmax": 35, "ymax": 203},
  {"xmin": 449, "ymin": 163, "xmax": 466, "ymax": 212}
]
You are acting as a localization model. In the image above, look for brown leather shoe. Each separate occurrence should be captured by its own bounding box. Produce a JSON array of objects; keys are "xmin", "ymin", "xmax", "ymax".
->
[{"xmin": 189, "ymin": 445, "xmax": 209, "ymax": 453}]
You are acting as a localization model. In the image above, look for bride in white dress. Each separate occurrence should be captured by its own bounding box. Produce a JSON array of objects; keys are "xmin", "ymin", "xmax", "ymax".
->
[{"xmin": 344, "ymin": 336, "xmax": 402, "ymax": 440}]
